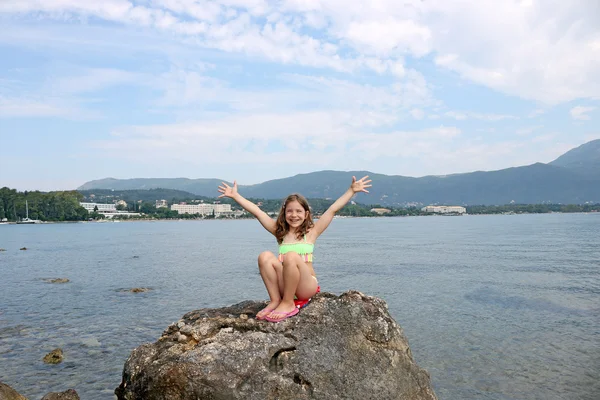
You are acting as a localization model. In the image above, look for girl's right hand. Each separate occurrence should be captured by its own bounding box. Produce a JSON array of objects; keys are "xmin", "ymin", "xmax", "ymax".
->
[{"xmin": 218, "ymin": 181, "xmax": 238, "ymax": 198}]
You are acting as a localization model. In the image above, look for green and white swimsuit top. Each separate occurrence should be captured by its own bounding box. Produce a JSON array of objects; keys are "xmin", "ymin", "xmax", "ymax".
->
[{"xmin": 278, "ymin": 234, "xmax": 314, "ymax": 262}]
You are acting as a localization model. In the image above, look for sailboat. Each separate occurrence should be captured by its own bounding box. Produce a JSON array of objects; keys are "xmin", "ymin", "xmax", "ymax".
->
[{"xmin": 17, "ymin": 200, "xmax": 41, "ymax": 224}]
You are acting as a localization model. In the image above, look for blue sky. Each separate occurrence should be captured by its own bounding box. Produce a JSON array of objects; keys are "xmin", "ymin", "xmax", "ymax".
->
[{"xmin": 0, "ymin": 0, "xmax": 599, "ymax": 191}]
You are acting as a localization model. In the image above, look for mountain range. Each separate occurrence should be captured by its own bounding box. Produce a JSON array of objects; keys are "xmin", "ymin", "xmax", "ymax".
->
[{"xmin": 78, "ymin": 139, "xmax": 600, "ymax": 206}]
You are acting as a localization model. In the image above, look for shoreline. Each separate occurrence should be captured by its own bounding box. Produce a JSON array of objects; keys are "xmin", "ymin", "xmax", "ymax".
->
[{"xmin": 0, "ymin": 211, "xmax": 598, "ymax": 226}]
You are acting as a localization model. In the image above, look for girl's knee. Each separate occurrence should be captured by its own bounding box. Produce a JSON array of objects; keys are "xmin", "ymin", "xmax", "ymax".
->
[
  {"xmin": 282, "ymin": 251, "xmax": 301, "ymax": 265},
  {"xmin": 258, "ymin": 251, "xmax": 274, "ymax": 264}
]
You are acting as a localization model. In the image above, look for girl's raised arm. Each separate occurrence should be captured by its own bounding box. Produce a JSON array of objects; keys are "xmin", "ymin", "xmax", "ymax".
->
[
  {"xmin": 218, "ymin": 181, "xmax": 277, "ymax": 235},
  {"xmin": 310, "ymin": 175, "xmax": 372, "ymax": 240}
]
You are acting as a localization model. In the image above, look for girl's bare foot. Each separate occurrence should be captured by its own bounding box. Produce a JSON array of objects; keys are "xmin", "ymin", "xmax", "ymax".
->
[
  {"xmin": 256, "ymin": 301, "xmax": 280, "ymax": 320},
  {"xmin": 266, "ymin": 301, "xmax": 297, "ymax": 321}
]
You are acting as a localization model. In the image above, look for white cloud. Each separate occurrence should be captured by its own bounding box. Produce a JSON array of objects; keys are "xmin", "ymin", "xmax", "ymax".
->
[
  {"xmin": 3, "ymin": 0, "xmax": 598, "ymax": 104},
  {"xmin": 516, "ymin": 125, "xmax": 543, "ymax": 136},
  {"xmin": 0, "ymin": 96, "xmax": 96, "ymax": 119},
  {"xmin": 49, "ymin": 68, "xmax": 145, "ymax": 94},
  {"xmin": 444, "ymin": 111, "xmax": 516, "ymax": 121},
  {"xmin": 3, "ymin": 0, "xmax": 600, "ymax": 187},
  {"xmin": 344, "ymin": 18, "xmax": 432, "ymax": 57},
  {"xmin": 472, "ymin": 113, "xmax": 518, "ymax": 122},
  {"xmin": 84, "ymin": 112, "xmax": 470, "ymax": 180},
  {"xmin": 531, "ymin": 133, "xmax": 558, "ymax": 143},
  {"xmin": 528, "ymin": 109, "xmax": 546, "ymax": 118},
  {"xmin": 570, "ymin": 106, "xmax": 596, "ymax": 120},
  {"xmin": 145, "ymin": 68, "xmax": 435, "ymax": 125},
  {"xmin": 445, "ymin": 111, "xmax": 468, "ymax": 120},
  {"xmin": 0, "ymin": 97, "xmax": 71, "ymax": 118},
  {"xmin": 426, "ymin": 0, "xmax": 600, "ymax": 104},
  {"xmin": 0, "ymin": 66, "xmax": 148, "ymax": 119},
  {"xmin": 410, "ymin": 109, "xmax": 425, "ymax": 120},
  {"xmin": 583, "ymin": 134, "xmax": 600, "ymax": 143}
]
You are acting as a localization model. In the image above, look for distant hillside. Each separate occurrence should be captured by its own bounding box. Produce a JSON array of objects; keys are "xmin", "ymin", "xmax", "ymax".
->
[
  {"xmin": 78, "ymin": 177, "xmax": 223, "ymax": 194},
  {"xmin": 549, "ymin": 139, "xmax": 600, "ymax": 175},
  {"xmin": 78, "ymin": 140, "xmax": 600, "ymax": 205}
]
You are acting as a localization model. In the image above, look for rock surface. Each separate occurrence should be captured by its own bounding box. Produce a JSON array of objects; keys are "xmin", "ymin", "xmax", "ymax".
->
[
  {"xmin": 116, "ymin": 287, "xmax": 152, "ymax": 293},
  {"xmin": 41, "ymin": 389, "xmax": 80, "ymax": 400},
  {"xmin": 0, "ymin": 382, "xmax": 28, "ymax": 400},
  {"xmin": 129, "ymin": 287, "xmax": 151, "ymax": 293},
  {"xmin": 0, "ymin": 382, "xmax": 80, "ymax": 400},
  {"xmin": 43, "ymin": 348, "xmax": 64, "ymax": 364},
  {"xmin": 116, "ymin": 291, "xmax": 438, "ymax": 400},
  {"xmin": 43, "ymin": 278, "xmax": 70, "ymax": 284}
]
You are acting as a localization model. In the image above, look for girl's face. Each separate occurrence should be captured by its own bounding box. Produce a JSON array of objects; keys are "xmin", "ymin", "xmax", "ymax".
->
[{"xmin": 285, "ymin": 200, "xmax": 307, "ymax": 229}]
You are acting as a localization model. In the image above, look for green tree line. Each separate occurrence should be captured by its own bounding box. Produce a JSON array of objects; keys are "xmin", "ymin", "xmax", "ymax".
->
[
  {"xmin": 466, "ymin": 203, "xmax": 600, "ymax": 214},
  {"xmin": 2, "ymin": 186, "xmax": 598, "ymax": 222},
  {"xmin": 0, "ymin": 187, "xmax": 88, "ymax": 222}
]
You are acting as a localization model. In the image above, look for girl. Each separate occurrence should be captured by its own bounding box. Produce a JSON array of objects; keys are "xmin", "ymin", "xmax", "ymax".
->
[{"xmin": 218, "ymin": 176, "xmax": 372, "ymax": 322}]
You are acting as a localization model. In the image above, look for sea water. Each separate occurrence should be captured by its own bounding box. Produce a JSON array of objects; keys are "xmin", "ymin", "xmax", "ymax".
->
[{"xmin": 0, "ymin": 213, "xmax": 598, "ymax": 399}]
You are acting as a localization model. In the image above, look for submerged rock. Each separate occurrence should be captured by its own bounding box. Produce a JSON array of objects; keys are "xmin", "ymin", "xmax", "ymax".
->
[
  {"xmin": 0, "ymin": 381, "xmax": 27, "ymax": 400},
  {"xmin": 129, "ymin": 287, "xmax": 151, "ymax": 293},
  {"xmin": 117, "ymin": 287, "xmax": 152, "ymax": 293},
  {"xmin": 115, "ymin": 291, "xmax": 437, "ymax": 400},
  {"xmin": 43, "ymin": 348, "xmax": 64, "ymax": 364},
  {"xmin": 41, "ymin": 389, "xmax": 80, "ymax": 400},
  {"xmin": 43, "ymin": 278, "xmax": 70, "ymax": 284}
]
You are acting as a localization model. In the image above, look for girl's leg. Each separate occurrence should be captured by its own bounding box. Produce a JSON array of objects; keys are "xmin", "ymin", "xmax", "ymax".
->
[
  {"xmin": 256, "ymin": 251, "xmax": 284, "ymax": 318},
  {"xmin": 267, "ymin": 252, "xmax": 318, "ymax": 321}
]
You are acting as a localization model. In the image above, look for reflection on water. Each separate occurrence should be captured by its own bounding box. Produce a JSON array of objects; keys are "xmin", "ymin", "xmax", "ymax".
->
[{"xmin": 0, "ymin": 213, "xmax": 599, "ymax": 399}]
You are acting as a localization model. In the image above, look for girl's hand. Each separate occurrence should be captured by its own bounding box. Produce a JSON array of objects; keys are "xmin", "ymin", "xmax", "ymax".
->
[
  {"xmin": 218, "ymin": 181, "xmax": 238, "ymax": 198},
  {"xmin": 350, "ymin": 175, "xmax": 372, "ymax": 193}
]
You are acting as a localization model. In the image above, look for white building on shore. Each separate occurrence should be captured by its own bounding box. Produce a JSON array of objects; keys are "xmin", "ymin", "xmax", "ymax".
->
[
  {"xmin": 171, "ymin": 203, "xmax": 232, "ymax": 217},
  {"xmin": 80, "ymin": 202, "xmax": 141, "ymax": 218},
  {"xmin": 421, "ymin": 205, "xmax": 467, "ymax": 214},
  {"xmin": 370, "ymin": 208, "xmax": 392, "ymax": 215},
  {"xmin": 80, "ymin": 202, "xmax": 117, "ymax": 213}
]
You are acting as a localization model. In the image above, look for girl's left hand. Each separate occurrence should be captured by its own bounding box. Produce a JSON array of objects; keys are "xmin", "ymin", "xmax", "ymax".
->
[{"xmin": 350, "ymin": 175, "xmax": 372, "ymax": 193}]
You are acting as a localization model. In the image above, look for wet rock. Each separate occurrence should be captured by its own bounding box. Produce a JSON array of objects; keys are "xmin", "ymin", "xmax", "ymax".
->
[
  {"xmin": 116, "ymin": 290, "xmax": 438, "ymax": 400},
  {"xmin": 117, "ymin": 287, "xmax": 152, "ymax": 293},
  {"xmin": 43, "ymin": 348, "xmax": 64, "ymax": 364},
  {"xmin": 0, "ymin": 381, "xmax": 27, "ymax": 400},
  {"xmin": 41, "ymin": 389, "xmax": 80, "ymax": 400},
  {"xmin": 130, "ymin": 287, "xmax": 149, "ymax": 293},
  {"xmin": 129, "ymin": 287, "xmax": 151, "ymax": 293},
  {"xmin": 19, "ymin": 247, "xmax": 27, "ymax": 251},
  {"xmin": 43, "ymin": 278, "xmax": 70, "ymax": 284}
]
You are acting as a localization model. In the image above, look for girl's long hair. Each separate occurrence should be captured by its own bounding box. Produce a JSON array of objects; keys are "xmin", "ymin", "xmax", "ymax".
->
[{"xmin": 275, "ymin": 193, "xmax": 314, "ymax": 244}]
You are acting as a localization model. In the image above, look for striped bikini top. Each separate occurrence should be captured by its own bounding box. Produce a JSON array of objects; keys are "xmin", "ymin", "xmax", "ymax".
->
[{"xmin": 278, "ymin": 234, "xmax": 314, "ymax": 263}]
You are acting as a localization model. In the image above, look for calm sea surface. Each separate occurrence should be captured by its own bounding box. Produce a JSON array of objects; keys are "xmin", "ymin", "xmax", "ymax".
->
[{"xmin": 0, "ymin": 214, "xmax": 599, "ymax": 399}]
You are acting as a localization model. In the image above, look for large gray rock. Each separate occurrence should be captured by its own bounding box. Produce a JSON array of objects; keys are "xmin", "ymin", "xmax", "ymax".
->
[{"xmin": 115, "ymin": 291, "xmax": 438, "ymax": 400}]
